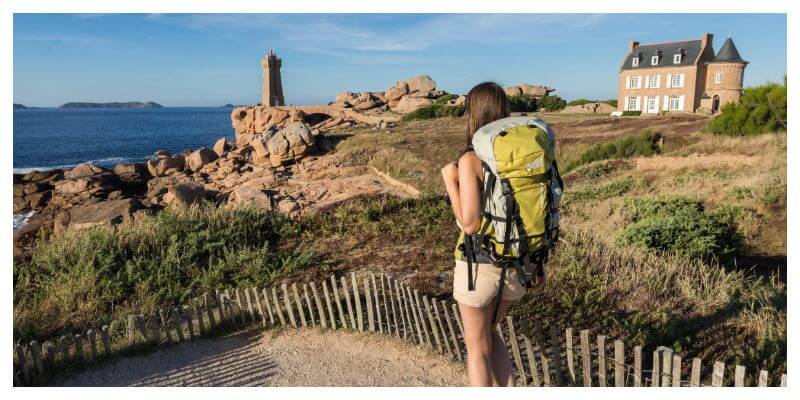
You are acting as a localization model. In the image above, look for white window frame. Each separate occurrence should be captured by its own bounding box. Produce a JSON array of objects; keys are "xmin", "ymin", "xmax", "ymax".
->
[
  {"xmin": 630, "ymin": 76, "xmax": 641, "ymax": 89},
  {"xmin": 671, "ymin": 74, "xmax": 684, "ymax": 88},
  {"xmin": 651, "ymin": 55, "xmax": 659, "ymax": 65},
  {"xmin": 627, "ymin": 96, "xmax": 639, "ymax": 111},
  {"xmin": 673, "ymin": 54, "xmax": 682, "ymax": 64},
  {"xmin": 669, "ymin": 96, "xmax": 681, "ymax": 111},
  {"xmin": 648, "ymin": 75, "xmax": 659, "ymax": 89},
  {"xmin": 647, "ymin": 96, "xmax": 658, "ymax": 113},
  {"xmin": 632, "ymin": 57, "xmax": 639, "ymax": 67},
  {"xmin": 715, "ymin": 72, "xmax": 723, "ymax": 84}
]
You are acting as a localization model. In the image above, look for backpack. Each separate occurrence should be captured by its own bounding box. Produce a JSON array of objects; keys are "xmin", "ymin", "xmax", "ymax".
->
[{"xmin": 461, "ymin": 116, "xmax": 563, "ymax": 322}]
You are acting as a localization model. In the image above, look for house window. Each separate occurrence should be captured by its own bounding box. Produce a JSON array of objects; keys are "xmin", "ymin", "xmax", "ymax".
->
[
  {"xmin": 630, "ymin": 76, "xmax": 640, "ymax": 89},
  {"xmin": 648, "ymin": 75, "xmax": 659, "ymax": 88},
  {"xmin": 632, "ymin": 57, "xmax": 639, "ymax": 67},
  {"xmin": 669, "ymin": 96, "xmax": 681, "ymax": 110},
  {"xmin": 651, "ymin": 55, "xmax": 659, "ymax": 65},
  {"xmin": 715, "ymin": 72, "xmax": 723, "ymax": 84},
  {"xmin": 673, "ymin": 54, "xmax": 682, "ymax": 64},
  {"xmin": 628, "ymin": 97, "xmax": 639, "ymax": 111},
  {"xmin": 671, "ymin": 74, "xmax": 684, "ymax": 88},
  {"xmin": 647, "ymin": 96, "xmax": 657, "ymax": 112}
]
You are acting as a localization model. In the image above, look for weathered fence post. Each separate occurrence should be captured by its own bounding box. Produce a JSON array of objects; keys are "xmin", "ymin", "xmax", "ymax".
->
[
  {"xmin": 127, "ymin": 315, "xmax": 137, "ymax": 345},
  {"xmin": 322, "ymin": 280, "xmax": 337, "ymax": 330},
  {"xmin": 379, "ymin": 274, "xmax": 391, "ymax": 334},
  {"xmin": 690, "ymin": 357, "xmax": 702, "ymax": 387},
  {"xmin": 15, "ymin": 344, "xmax": 29, "ymax": 383},
  {"xmin": 579, "ymin": 329, "xmax": 592, "ymax": 387},
  {"xmin": 43, "ymin": 341, "xmax": 56, "ymax": 370},
  {"xmin": 86, "ymin": 329, "xmax": 98, "ymax": 360},
  {"xmin": 303, "ymin": 284, "xmax": 317, "ymax": 327},
  {"xmin": 533, "ymin": 321, "xmax": 551, "ymax": 386},
  {"xmin": 712, "ymin": 361, "xmax": 725, "ymax": 387},
  {"xmin": 194, "ymin": 301, "xmax": 206, "ymax": 336},
  {"xmin": 634, "ymin": 345, "xmax": 643, "ymax": 387},
  {"xmin": 244, "ymin": 287, "xmax": 256, "ymax": 323},
  {"xmin": 387, "ymin": 276, "xmax": 400, "ymax": 338},
  {"xmin": 506, "ymin": 317, "xmax": 527, "ymax": 386},
  {"xmin": 30, "ymin": 341, "xmax": 45, "ymax": 376},
  {"xmin": 172, "ymin": 308, "xmax": 186, "ymax": 342},
  {"xmin": 672, "ymin": 354, "xmax": 682, "ymax": 387},
  {"xmin": 351, "ymin": 272, "xmax": 363, "ymax": 332},
  {"xmin": 159, "ymin": 309, "xmax": 175, "ymax": 343},
  {"xmin": 310, "ymin": 281, "xmax": 328, "ymax": 329},
  {"xmin": 149, "ymin": 313, "xmax": 160, "ymax": 344},
  {"xmin": 651, "ymin": 350, "xmax": 661, "ymax": 387},
  {"xmin": 59, "ymin": 335, "xmax": 71, "ymax": 363},
  {"xmin": 422, "ymin": 295, "xmax": 443, "ymax": 354},
  {"xmin": 614, "ymin": 340, "xmax": 625, "ymax": 387},
  {"xmin": 597, "ymin": 335, "xmax": 607, "ymax": 387},
  {"xmin": 74, "ymin": 334, "xmax": 85, "ymax": 362},
  {"xmin": 566, "ymin": 328, "xmax": 577, "ymax": 385},
  {"xmin": 281, "ymin": 283, "xmax": 298, "ymax": 328},
  {"xmin": 341, "ymin": 276, "xmax": 356, "ymax": 330},
  {"xmin": 451, "ymin": 303, "xmax": 465, "ymax": 349},
  {"xmin": 331, "ymin": 275, "xmax": 348, "ymax": 329},
  {"xmin": 292, "ymin": 283, "xmax": 308, "ymax": 328},
  {"xmin": 261, "ymin": 288, "xmax": 276, "ymax": 326},
  {"xmin": 412, "ymin": 290, "xmax": 432, "ymax": 348},
  {"xmin": 364, "ymin": 277, "xmax": 375, "ymax": 332},
  {"xmin": 216, "ymin": 289, "xmax": 226, "ymax": 324},
  {"xmin": 394, "ymin": 279, "xmax": 409, "ymax": 339},
  {"xmin": 522, "ymin": 334, "xmax": 543, "ymax": 386},
  {"xmin": 271, "ymin": 287, "xmax": 286, "ymax": 326},
  {"xmin": 184, "ymin": 306, "xmax": 195, "ymax": 340},
  {"xmin": 734, "ymin": 365, "xmax": 745, "ymax": 387},
  {"xmin": 203, "ymin": 292, "xmax": 216, "ymax": 329},
  {"xmin": 548, "ymin": 324, "xmax": 564, "ymax": 386},
  {"xmin": 758, "ymin": 370, "xmax": 769, "ymax": 387},
  {"xmin": 442, "ymin": 301, "xmax": 463, "ymax": 362},
  {"xmin": 371, "ymin": 273, "xmax": 383, "ymax": 333},
  {"xmin": 661, "ymin": 348, "xmax": 673, "ymax": 387},
  {"xmin": 431, "ymin": 298, "xmax": 452, "ymax": 358},
  {"xmin": 252, "ymin": 287, "xmax": 268, "ymax": 327}
]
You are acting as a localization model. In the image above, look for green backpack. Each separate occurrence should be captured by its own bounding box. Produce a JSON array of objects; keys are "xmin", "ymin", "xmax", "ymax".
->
[{"xmin": 460, "ymin": 116, "xmax": 563, "ymax": 321}]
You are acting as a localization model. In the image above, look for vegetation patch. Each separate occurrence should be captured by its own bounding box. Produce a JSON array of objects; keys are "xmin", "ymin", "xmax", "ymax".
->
[
  {"xmin": 706, "ymin": 80, "xmax": 787, "ymax": 136},
  {"xmin": 14, "ymin": 203, "xmax": 319, "ymax": 341},
  {"xmin": 564, "ymin": 130, "xmax": 662, "ymax": 172},
  {"xmin": 401, "ymin": 104, "xmax": 464, "ymax": 121},
  {"xmin": 508, "ymin": 94, "xmax": 537, "ymax": 112},
  {"xmin": 567, "ymin": 98, "xmax": 618, "ymax": 107},
  {"xmin": 433, "ymin": 94, "xmax": 459, "ymax": 105},
  {"xmin": 618, "ymin": 197, "xmax": 743, "ymax": 261}
]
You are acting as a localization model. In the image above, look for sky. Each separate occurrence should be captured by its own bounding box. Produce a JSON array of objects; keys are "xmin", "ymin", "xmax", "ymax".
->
[{"xmin": 13, "ymin": 13, "xmax": 787, "ymax": 107}]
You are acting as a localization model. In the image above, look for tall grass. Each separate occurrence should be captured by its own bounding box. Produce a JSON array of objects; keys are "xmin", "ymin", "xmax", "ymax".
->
[
  {"xmin": 564, "ymin": 130, "xmax": 662, "ymax": 172},
  {"xmin": 13, "ymin": 203, "xmax": 320, "ymax": 341}
]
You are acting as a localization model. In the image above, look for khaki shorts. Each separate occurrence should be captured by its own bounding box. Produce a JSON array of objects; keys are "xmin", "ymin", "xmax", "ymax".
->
[{"xmin": 452, "ymin": 260, "xmax": 526, "ymax": 308}]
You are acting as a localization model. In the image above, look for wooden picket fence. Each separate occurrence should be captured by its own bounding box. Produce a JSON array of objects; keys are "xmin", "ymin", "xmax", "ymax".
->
[{"xmin": 13, "ymin": 271, "xmax": 787, "ymax": 387}]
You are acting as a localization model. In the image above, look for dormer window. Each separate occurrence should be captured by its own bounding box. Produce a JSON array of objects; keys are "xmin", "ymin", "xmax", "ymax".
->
[
  {"xmin": 673, "ymin": 53, "xmax": 682, "ymax": 64},
  {"xmin": 632, "ymin": 57, "xmax": 639, "ymax": 67},
  {"xmin": 651, "ymin": 55, "xmax": 659, "ymax": 65}
]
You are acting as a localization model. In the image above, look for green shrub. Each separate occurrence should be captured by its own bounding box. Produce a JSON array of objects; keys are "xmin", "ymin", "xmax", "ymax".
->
[
  {"xmin": 568, "ymin": 98, "xmax": 618, "ymax": 107},
  {"xmin": 508, "ymin": 94, "xmax": 537, "ymax": 112},
  {"xmin": 706, "ymin": 80, "xmax": 787, "ymax": 135},
  {"xmin": 433, "ymin": 94, "xmax": 458, "ymax": 105},
  {"xmin": 618, "ymin": 197, "xmax": 743, "ymax": 261},
  {"xmin": 564, "ymin": 130, "xmax": 662, "ymax": 172},
  {"xmin": 402, "ymin": 104, "xmax": 465, "ymax": 121},
  {"xmin": 536, "ymin": 94, "xmax": 566, "ymax": 111},
  {"xmin": 603, "ymin": 99, "xmax": 618, "ymax": 108},
  {"xmin": 622, "ymin": 110, "xmax": 641, "ymax": 116}
]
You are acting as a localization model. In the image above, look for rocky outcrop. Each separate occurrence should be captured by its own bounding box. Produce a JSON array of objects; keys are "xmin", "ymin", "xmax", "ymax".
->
[
  {"xmin": 146, "ymin": 152, "xmax": 186, "ymax": 177},
  {"xmin": 187, "ymin": 147, "xmax": 219, "ymax": 172},
  {"xmin": 53, "ymin": 198, "xmax": 141, "ymax": 234},
  {"xmin": 561, "ymin": 102, "xmax": 616, "ymax": 114},
  {"xmin": 227, "ymin": 186, "xmax": 272, "ymax": 210},
  {"xmin": 164, "ymin": 182, "xmax": 207, "ymax": 207},
  {"xmin": 505, "ymin": 84, "xmax": 555, "ymax": 98},
  {"xmin": 385, "ymin": 75, "xmax": 442, "ymax": 113},
  {"xmin": 393, "ymin": 96, "xmax": 434, "ymax": 114},
  {"xmin": 267, "ymin": 122, "xmax": 316, "ymax": 167}
]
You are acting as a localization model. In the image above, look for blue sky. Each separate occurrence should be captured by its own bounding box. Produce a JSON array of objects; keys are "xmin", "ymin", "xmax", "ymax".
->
[{"xmin": 13, "ymin": 13, "xmax": 787, "ymax": 107}]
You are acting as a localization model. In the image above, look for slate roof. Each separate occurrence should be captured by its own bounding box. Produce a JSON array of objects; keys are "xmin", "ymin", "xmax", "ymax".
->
[
  {"xmin": 621, "ymin": 39, "xmax": 702, "ymax": 71},
  {"xmin": 711, "ymin": 37, "xmax": 747, "ymax": 64}
]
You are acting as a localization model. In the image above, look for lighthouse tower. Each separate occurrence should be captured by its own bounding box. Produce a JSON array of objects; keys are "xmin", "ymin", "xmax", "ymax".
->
[
  {"xmin": 702, "ymin": 37, "xmax": 748, "ymax": 113},
  {"xmin": 261, "ymin": 49, "xmax": 285, "ymax": 106}
]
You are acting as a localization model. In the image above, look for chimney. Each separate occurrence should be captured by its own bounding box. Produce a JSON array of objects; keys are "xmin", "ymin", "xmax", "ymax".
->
[
  {"xmin": 628, "ymin": 40, "xmax": 639, "ymax": 53},
  {"xmin": 701, "ymin": 33, "xmax": 713, "ymax": 49}
]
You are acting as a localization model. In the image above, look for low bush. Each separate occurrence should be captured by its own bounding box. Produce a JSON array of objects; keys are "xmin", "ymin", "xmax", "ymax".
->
[
  {"xmin": 402, "ymin": 104, "xmax": 465, "ymax": 121},
  {"xmin": 622, "ymin": 110, "xmax": 641, "ymax": 116},
  {"xmin": 433, "ymin": 94, "xmax": 459, "ymax": 105},
  {"xmin": 508, "ymin": 94, "xmax": 537, "ymax": 112},
  {"xmin": 706, "ymin": 79, "xmax": 787, "ymax": 135},
  {"xmin": 617, "ymin": 197, "xmax": 743, "ymax": 261},
  {"xmin": 536, "ymin": 94, "xmax": 567, "ymax": 111},
  {"xmin": 567, "ymin": 98, "xmax": 618, "ymax": 107},
  {"xmin": 564, "ymin": 130, "xmax": 662, "ymax": 172}
]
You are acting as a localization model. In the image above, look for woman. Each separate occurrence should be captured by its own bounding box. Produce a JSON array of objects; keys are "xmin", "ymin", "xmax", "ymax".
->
[{"xmin": 441, "ymin": 82, "xmax": 526, "ymax": 387}]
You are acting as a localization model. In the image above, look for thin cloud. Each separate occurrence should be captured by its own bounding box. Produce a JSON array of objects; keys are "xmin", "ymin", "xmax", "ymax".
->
[{"xmin": 15, "ymin": 34, "xmax": 112, "ymax": 47}]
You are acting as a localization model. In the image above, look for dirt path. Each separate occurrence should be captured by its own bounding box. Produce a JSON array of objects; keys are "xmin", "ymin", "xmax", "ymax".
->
[{"xmin": 51, "ymin": 328, "xmax": 466, "ymax": 387}]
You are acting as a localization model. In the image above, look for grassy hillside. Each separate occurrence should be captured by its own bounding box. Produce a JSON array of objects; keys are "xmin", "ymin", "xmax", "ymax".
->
[{"xmin": 14, "ymin": 112, "xmax": 786, "ymax": 378}]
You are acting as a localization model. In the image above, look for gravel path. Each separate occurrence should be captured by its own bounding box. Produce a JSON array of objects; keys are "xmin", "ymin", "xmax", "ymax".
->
[{"xmin": 51, "ymin": 328, "xmax": 466, "ymax": 387}]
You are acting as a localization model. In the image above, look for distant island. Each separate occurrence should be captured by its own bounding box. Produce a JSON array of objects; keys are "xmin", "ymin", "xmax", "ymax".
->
[
  {"xmin": 58, "ymin": 101, "xmax": 163, "ymax": 109},
  {"xmin": 13, "ymin": 103, "xmax": 28, "ymax": 109},
  {"xmin": 223, "ymin": 104, "xmax": 235, "ymax": 108}
]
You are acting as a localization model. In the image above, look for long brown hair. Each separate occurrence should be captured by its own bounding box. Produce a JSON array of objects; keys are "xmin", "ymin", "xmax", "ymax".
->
[{"xmin": 464, "ymin": 82, "xmax": 509, "ymax": 146}]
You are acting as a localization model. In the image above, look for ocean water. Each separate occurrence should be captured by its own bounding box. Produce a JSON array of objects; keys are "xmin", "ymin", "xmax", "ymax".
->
[
  {"xmin": 13, "ymin": 107, "xmax": 236, "ymax": 174},
  {"xmin": 13, "ymin": 107, "xmax": 236, "ymax": 229}
]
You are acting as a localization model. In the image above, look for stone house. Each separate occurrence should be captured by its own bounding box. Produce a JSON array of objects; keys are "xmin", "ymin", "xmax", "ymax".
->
[{"xmin": 618, "ymin": 33, "xmax": 747, "ymax": 114}]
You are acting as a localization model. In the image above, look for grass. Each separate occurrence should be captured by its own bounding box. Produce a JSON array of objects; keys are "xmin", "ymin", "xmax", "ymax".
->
[
  {"xmin": 13, "ymin": 202, "xmax": 320, "ymax": 341},
  {"xmin": 563, "ymin": 129, "xmax": 662, "ymax": 172},
  {"xmin": 401, "ymin": 104, "xmax": 464, "ymax": 121}
]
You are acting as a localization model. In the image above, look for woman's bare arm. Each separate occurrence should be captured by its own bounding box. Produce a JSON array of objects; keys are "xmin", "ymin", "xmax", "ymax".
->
[{"xmin": 457, "ymin": 153, "xmax": 483, "ymax": 234}]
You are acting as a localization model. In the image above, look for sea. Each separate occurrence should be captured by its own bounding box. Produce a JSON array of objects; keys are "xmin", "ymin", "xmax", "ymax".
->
[{"xmin": 13, "ymin": 107, "xmax": 236, "ymax": 228}]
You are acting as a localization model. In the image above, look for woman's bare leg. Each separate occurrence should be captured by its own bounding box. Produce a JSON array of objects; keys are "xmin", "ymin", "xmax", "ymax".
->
[
  {"xmin": 489, "ymin": 300, "xmax": 515, "ymax": 386},
  {"xmin": 458, "ymin": 301, "xmax": 494, "ymax": 386}
]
